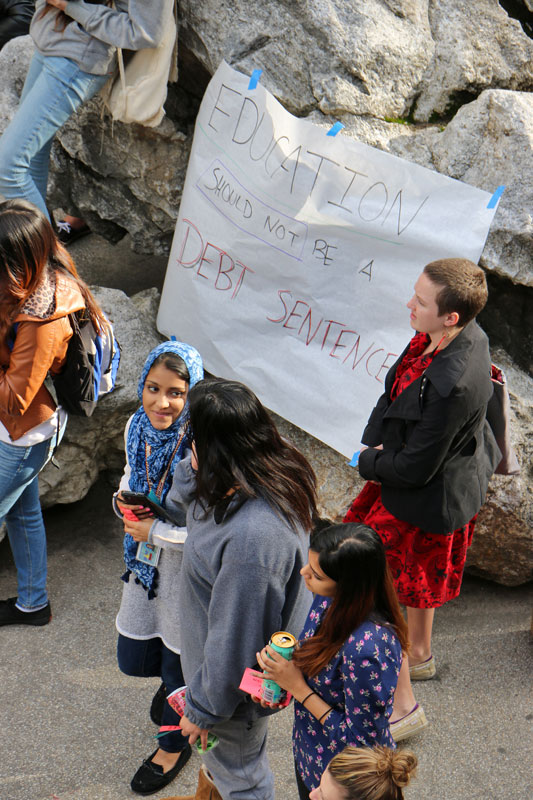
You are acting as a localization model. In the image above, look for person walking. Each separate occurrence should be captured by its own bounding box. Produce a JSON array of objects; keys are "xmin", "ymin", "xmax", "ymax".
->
[{"xmin": 0, "ymin": 198, "xmax": 107, "ymax": 625}]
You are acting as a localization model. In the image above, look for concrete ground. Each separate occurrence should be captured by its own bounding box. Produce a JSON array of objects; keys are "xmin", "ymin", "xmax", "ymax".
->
[{"xmin": 1, "ymin": 233, "xmax": 532, "ymax": 800}]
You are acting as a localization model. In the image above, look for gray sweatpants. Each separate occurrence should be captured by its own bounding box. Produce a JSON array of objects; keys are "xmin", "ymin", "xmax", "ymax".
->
[{"xmin": 202, "ymin": 715, "xmax": 274, "ymax": 800}]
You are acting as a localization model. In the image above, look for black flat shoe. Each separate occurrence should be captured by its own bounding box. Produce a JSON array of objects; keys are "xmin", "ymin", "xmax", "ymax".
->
[
  {"xmin": 0, "ymin": 597, "xmax": 51, "ymax": 626},
  {"xmin": 150, "ymin": 681, "xmax": 166, "ymax": 725},
  {"xmin": 130, "ymin": 745, "xmax": 192, "ymax": 795}
]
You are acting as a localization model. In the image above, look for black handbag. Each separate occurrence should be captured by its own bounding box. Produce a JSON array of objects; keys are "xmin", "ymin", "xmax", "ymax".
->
[{"xmin": 486, "ymin": 364, "xmax": 521, "ymax": 475}]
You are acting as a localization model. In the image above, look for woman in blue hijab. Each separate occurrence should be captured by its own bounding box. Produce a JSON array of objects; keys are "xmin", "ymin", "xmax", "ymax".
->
[{"xmin": 112, "ymin": 340, "xmax": 203, "ymax": 796}]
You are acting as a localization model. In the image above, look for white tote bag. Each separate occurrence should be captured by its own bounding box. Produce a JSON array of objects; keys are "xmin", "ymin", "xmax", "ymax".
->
[{"xmin": 103, "ymin": 0, "xmax": 177, "ymax": 127}]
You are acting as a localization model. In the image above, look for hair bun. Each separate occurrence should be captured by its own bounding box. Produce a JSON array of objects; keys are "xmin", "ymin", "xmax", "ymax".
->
[{"xmin": 390, "ymin": 750, "xmax": 418, "ymax": 788}]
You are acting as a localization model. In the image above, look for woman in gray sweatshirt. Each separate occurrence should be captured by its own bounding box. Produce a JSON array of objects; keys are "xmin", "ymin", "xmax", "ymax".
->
[
  {"xmin": 164, "ymin": 378, "xmax": 318, "ymax": 800},
  {"xmin": 0, "ymin": 1, "xmax": 168, "ymax": 233}
]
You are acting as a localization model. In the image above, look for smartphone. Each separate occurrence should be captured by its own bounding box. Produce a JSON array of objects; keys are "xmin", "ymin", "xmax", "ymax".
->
[{"xmin": 120, "ymin": 491, "xmax": 180, "ymax": 525}]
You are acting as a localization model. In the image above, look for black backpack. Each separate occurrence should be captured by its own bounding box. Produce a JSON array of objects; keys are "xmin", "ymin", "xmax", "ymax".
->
[{"xmin": 10, "ymin": 310, "xmax": 121, "ymax": 417}]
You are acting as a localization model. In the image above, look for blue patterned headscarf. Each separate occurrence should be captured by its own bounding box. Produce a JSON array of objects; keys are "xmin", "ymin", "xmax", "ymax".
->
[{"xmin": 122, "ymin": 340, "xmax": 203, "ymax": 597}]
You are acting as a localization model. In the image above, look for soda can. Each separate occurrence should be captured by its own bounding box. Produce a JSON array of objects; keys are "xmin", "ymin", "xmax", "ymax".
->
[{"xmin": 261, "ymin": 631, "xmax": 297, "ymax": 704}]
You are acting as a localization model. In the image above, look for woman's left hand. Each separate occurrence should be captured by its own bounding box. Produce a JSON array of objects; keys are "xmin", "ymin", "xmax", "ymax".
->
[
  {"xmin": 123, "ymin": 516, "xmax": 153, "ymax": 542},
  {"xmin": 46, "ymin": 0, "xmax": 68, "ymax": 10},
  {"xmin": 179, "ymin": 714, "xmax": 209, "ymax": 751},
  {"xmin": 256, "ymin": 646, "xmax": 307, "ymax": 696}
]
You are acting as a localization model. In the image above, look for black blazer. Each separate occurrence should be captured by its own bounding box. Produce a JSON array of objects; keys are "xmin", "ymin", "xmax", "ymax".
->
[{"xmin": 358, "ymin": 321, "xmax": 501, "ymax": 534}]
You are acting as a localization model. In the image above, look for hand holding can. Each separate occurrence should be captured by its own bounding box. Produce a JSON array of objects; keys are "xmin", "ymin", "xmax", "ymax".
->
[{"xmin": 261, "ymin": 631, "xmax": 296, "ymax": 704}]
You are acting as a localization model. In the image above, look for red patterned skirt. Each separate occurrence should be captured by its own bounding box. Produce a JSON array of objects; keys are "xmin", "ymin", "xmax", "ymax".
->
[{"xmin": 344, "ymin": 482, "xmax": 476, "ymax": 609}]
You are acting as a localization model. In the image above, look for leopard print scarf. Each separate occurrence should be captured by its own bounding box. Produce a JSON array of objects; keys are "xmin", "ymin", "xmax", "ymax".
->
[{"xmin": 21, "ymin": 269, "xmax": 57, "ymax": 319}]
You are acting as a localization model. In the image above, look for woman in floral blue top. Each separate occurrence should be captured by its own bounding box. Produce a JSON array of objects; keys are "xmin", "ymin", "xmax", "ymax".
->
[{"xmin": 257, "ymin": 522, "xmax": 408, "ymax": 799}]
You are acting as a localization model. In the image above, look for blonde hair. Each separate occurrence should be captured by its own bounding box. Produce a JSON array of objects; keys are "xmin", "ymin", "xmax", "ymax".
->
[{"xmin": 328, "ymin": 746, "xmax": 417, "ymax": 800}]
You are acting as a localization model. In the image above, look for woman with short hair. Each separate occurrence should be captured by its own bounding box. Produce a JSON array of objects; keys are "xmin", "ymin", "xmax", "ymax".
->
[{"xmin": 345, "ymin": 258, "xmax": 500, "ymax": 740}]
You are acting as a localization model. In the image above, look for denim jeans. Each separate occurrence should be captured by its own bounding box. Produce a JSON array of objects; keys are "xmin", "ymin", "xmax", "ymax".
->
[
  {"xmin": 0, "ymin": 51, "xmax": 109, "ymax": 218},
  {"xmin": 117, "ymin": 634, "xmax": 189, "ymax": 753},
  {"xmin": 0, "ymin": 426, "xmax": 63, "ymax": 609}
]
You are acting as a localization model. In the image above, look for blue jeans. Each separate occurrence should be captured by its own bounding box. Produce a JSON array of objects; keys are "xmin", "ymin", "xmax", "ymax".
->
[
  {"xmin": 117, "ymin": 634, "xmax": 189, "ymax": 753},
  {"xmin": 0, "ymin": 51, "xmax": 109, "ymax": 218},
  {"xmin": 0, "ymin": 429, "xmax": 62, "ymax": 609}
]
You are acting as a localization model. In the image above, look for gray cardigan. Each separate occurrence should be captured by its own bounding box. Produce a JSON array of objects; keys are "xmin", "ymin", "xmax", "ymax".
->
[
  {"xmin": 114, "ymin": 418, "xmax": 188, "ymax": 653},
  {"xmin": 166, "ymin": 455, "xmax": 312, "ymax": 729},
  {"xmin": 30, "ymin": 0, "xmax": 168, "ymax": 75}
]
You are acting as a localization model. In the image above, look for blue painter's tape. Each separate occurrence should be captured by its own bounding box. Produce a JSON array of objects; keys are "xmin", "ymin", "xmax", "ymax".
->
[
  {"xmin": 487, "ymin": 185, "xmax": 505, "ymax": 209},
  {"xmin": 348, "ymin": 450, "xmax": 361, "ymax": 467},
  {"xmin": 327, "ymin": 122, "xmax": 345, "ymax": 137},
  {"xmin": 248, "ymin": 69, "xmax": 262, "ymax": 90}
]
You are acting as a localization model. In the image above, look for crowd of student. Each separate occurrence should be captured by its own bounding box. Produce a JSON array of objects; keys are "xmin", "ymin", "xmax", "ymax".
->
[
  {"xmin": 0, "ymin": 4, "xmax": 501, "ymax": 800},
  {"xmin": 0, "ymin": 198, "xmax": 498, "ymax": 799}
]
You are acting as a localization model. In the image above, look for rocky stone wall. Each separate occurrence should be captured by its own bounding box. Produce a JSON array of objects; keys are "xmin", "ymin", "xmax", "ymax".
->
[
  {"xmin": 36, "ymin": 291, "xmax": 532, "ymax": 587},
  {"xmin": 0, "ymin": 2, "xmax": 531, "ymax": 583}
]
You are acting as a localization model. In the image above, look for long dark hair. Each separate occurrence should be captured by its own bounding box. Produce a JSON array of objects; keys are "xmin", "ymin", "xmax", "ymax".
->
[
  {"xmin": 188, "ymin": 378, "xmax": 317, "ymax": 531},
  {"xmin": 293, "ymin": 523, "xmax": 409, "ymax": 676},
  {"xmin": 0, "ymin": 199, "xmax": 106, "ymax": 344}
]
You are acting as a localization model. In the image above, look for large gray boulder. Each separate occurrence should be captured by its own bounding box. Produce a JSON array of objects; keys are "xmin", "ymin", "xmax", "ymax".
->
[
  {"xmin": 466, "ymin": 348, "xmax": 533, "ymax": 586},
  {"xmin": 179, "ymin": 0, "xmax": 433, "ymax": 119},
  {"xmin": 412, "ymin": 0, "xmax": 533, "ymax": 122},
  {"xmin": 1, "ymin": 4, "xmax": 531, "ymax": 582},
  {"xmin": 0, "ymin": 35, "xmax": 34, "ymax": 135},
  {"xmin": 388, "ymin": 89, "xmax": 533, "ymax": 290},
  {"xmin": 39, "ymin": 288, "xmax": 162, "ymax": 505}
]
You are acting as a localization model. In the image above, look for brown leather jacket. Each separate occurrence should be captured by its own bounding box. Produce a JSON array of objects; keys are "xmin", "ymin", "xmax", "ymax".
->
[{"xmin": 0, "ymin": 271, "xmax": 85, "ymax": 441}]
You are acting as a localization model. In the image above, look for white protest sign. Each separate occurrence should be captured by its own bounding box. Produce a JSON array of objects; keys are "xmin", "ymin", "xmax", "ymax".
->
[{"xmin": 157, "ymin": 61, "xmax": 500, "ymax": 458}]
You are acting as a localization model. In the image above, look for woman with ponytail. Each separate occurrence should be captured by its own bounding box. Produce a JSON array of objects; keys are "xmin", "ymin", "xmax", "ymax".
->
[
  {"xmin": 257, "ymin": 522, "xmax": 408, "ymax": 799},
  {"xmin": 311, "ymin": 745, "xmax": 417, "ymax": 800}
]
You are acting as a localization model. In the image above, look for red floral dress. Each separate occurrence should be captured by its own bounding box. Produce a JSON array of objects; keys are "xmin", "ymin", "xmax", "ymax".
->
[{"xmin": 344, "ymin": 333, "xmax": 476, "ymax": 609}]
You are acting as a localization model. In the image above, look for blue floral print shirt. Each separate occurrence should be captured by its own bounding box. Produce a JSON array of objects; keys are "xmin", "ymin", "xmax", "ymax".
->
[{"xmin": 293, "ymin": 595, "xmax": 402, "ymax": 790}]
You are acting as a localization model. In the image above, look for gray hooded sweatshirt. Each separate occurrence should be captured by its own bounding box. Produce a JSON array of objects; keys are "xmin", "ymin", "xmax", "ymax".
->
[
  {"xmin": 30, "ymin": 0, "xmax": 169, "ymax": 75},
  {"xmin": 167, "ymin": 455, "xmax": 312, "ymax": 729}
]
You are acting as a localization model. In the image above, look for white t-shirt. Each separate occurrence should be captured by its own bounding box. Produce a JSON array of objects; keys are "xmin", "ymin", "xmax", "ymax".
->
[{"xmin": 0, "ymin": 407, "xmax": 67, "ymax": 447}]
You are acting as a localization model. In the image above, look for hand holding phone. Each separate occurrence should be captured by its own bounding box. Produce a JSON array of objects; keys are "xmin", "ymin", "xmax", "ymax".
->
[{"xmin": 120, "ymin": 491, "xmax": 181, "ymax": 525}]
